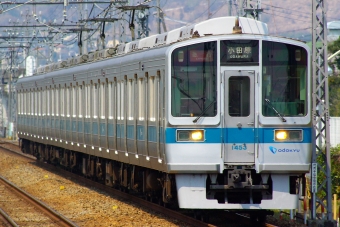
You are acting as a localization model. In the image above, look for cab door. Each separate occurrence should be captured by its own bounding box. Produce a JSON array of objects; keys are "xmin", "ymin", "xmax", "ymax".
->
[{"xmin": 224, "ymin": 70, "xmax": 256, "ymax": 163}]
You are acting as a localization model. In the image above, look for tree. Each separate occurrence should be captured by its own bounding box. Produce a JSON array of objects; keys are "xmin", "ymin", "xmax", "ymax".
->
[
  {"xmin": 330, "ymin": 145, "xmax": 340, "ymax": 196},
  {"xmin": 328, "ymin": 36, "xmax": 340, "ymax": 73},
  {"xmin": 329, "ymin": 76, "xmax": 340, "ymax": 116},
  {"xmin": 328, "ymin": 37, "xmax": 340, "ymax": 116}
]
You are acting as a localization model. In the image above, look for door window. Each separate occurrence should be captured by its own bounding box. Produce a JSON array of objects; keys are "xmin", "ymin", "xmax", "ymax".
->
[{"xmin": 229, "ymin": 76, "xmax": 250, "ymax": 117}]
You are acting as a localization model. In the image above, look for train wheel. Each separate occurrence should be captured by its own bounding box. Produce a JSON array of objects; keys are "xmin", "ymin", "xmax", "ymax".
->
[{"xmin": 250, "ymin": 213, "xmax": 266, "ymax": 225}]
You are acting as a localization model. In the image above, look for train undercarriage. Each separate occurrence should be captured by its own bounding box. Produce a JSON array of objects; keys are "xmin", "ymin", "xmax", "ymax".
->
[
  {"xmin": 20, "ymin": 138, "xmax": 283, "ymax": 224},
  {"xmin": 20, "ymin": 139, "xmax": 176, "ymax": 206}
]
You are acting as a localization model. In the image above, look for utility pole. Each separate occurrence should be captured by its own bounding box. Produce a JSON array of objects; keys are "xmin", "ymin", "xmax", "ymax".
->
[
  {"xmin": 240, "ymin": 0, "xmax": 263, "ymax": 20},
  {"xmin": 310, "ymin": 0, "xmax": 336, "ymax": 226},
  {"xmin": 157, "ymin": 0, "xmax": 161, "ymax": 33},
  {"xmin": 8, "ymin": 49, "xmax": 13, "ymax": 140},
  {"xmin": 207, "ymin": 0, "xmax": 212, "ymax": 19},
  {"xmin": 0, "ymin": 59, "xmax": 3, "ymax": 137}
]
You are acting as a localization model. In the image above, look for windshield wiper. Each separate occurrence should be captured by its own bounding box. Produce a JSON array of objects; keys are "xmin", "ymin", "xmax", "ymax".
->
[
  {"xmin": 193, "ymin": 100, "xmax": 216, "ymax": 123},
  {"xmin": 264, "ymin": 99, "xmax": 286, "ymax": 122},
  {"xmin": 172, "ymin": 76, "xmax": 202, "ymax": 111}
]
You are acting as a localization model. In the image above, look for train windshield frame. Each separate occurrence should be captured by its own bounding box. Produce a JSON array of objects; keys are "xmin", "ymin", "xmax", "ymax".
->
[
  {"xmin": 171, "ymin": 41, "xmax": 217, "ymax": 118},
  {"xmin": 262, "ymin": 41, "xmax": 308, "ymax": 117}
]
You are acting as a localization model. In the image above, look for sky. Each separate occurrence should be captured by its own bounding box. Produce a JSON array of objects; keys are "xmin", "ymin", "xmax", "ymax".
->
[{"xmin": 0, "ymin": 0, "xmax": 339, "ymax": 67}]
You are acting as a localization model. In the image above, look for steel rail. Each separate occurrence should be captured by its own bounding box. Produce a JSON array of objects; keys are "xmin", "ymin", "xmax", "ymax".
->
[{"xmin": 0, "ymin": 176, "xmax": 78, "ymax": 227}]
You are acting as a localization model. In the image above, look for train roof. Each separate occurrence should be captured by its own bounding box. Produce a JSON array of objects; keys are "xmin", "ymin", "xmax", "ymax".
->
[{"xmin": 33, "ymin": 16, "xmax": 268, "ymax": 76}]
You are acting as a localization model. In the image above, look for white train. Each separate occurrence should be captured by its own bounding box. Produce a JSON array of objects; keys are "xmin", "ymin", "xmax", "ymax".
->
[{"xmin": 17, "ymin": 16, "xmax": 312, "ymax": 221}]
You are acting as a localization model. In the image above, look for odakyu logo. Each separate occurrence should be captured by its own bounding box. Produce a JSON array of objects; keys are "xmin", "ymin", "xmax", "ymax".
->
[{"xmin": 269, "ymin": 146, "xmax": 300, "ymax": 154}]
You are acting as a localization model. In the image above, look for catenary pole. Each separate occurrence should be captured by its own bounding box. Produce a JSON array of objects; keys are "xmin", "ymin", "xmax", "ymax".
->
[{"xmin": 310, "ymin": 0, "xmax": 336, "ymax": 225}]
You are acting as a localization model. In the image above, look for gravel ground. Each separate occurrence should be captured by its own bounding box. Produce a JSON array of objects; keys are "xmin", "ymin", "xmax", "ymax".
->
[
  {"xmin": 0, "ymin": 140, "xmax": 191, "ymax": 227},
  {"xmin": 0, "ymin": 140, "xmax": 310, "ymax": 227}
]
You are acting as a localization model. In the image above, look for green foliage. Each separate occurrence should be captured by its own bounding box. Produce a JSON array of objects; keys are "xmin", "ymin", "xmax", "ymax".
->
[
  {"xmin": 328, "ymin": 38, "xmax": 340, "ymax": 116},
  {"xmin": 328, "ymin": 37, "xmax": 340, "ymax": 70},
  {"xmin": 316, "ymin": 145, "xmax": 340, "ymax": 198},
  {"xmin": 330, "ymin": 145, "xmax": 340, "ymax": 195},
  {"xmin": 329, "ymin": 76, "xmax": 340, "ymax": 116}
]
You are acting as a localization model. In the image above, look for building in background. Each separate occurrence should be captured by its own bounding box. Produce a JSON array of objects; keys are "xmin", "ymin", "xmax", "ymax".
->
[
  {"xmin": 329, "ymin": 118, "xmax": 340, "ymax": 147},
  {"xmin": 327, "ymin": 21, "xmax": 340, "ymax": 41}
]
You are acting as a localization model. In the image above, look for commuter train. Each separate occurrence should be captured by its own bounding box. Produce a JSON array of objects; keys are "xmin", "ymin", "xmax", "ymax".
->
[{"xmin": 16, "ymin": 16, "xmax": 311, "ymax": 221}]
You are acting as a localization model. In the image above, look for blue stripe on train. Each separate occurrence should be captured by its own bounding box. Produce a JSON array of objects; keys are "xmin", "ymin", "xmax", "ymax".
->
[
  {"xmin": 19, "ymin": 116, "xmax": 312, "ymax": 144},
  {"xmin": 165, "ymin": 128, "xmax": 312, "ymax": 144}
]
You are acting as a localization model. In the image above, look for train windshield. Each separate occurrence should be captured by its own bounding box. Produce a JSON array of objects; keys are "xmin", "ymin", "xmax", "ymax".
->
[
  {"xmin": 171, "ymin": 41, "xmax": 217, "ymax": 117},
  {"xmin": 262, "ymin": 41, "xmax": 308, "ymax": 117}
]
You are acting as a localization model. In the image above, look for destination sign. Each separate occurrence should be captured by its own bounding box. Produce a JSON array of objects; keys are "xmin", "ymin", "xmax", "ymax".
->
[{"xmin": 220, "ymin": 40, "xmax": 259, "ymax": 65}]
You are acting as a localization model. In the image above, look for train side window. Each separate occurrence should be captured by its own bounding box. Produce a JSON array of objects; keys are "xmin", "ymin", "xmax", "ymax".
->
[
  {"xmin": 35, "ymin": 90, "xmax": 38, "ymax": 116},
  {"xmin": 25, "ymin": 92, "xmax": 27, "ymax": 115},
  {"xmin": 24, "ymin": 92, "xmax": 26, "ymax": 115},
  {"xmin": 228, "ymin": 76, "xmax": 250, "ymax": 117},
  {"xmin": 67, "ymin": 86, "xmax": 71, "ymax": 117},
  {"xmin": 116, "ymin": 81, "xmax": 121, "ymax": 120},
  {"xmin": 33, "ymin": 90, "xmax": 35, "ymax": 116},
  {"xmin": 149, "ymin": 76, "xmax": 156, "ymax": 121},
  {"xmin": 61, "ymin": 87, "xmax": 65, "ymax": 117},
  {"xmin": 121, "ymin": 80, "xmax": 125, "ymax": 120},
  {"xmin": 31, "ymin": 90, "xmax": 34, "ymax": 115},
  {"xmin": 34, "ymin": 90, "xmax": 37, "ymax": 116},
  {"xmin": 21, "ymin": 92, "xmax": 22, "ymax": 115},
  {"xmin": 39, "ymin": 89, "xmax": 42, "ymax": 116},
  {"xmin": 51, "ymin": 88, "xmax": 55, "ymax": 116},
  {"xmin": 46, "ymin": 89, "xmax": 50, "ymax": 116},
  {"xmin": 78, "ymin": 85, "xmax": 82, "ymax": 118},
  {"xmin": 21, "ymin": 93, "xmax": 23, "ymax": 115},
  {"xmin": 21, "ymin": 92, "xmax": 24, "ymax": 115},
  {"xmin": 56, "ymin": 87, "xmax": 60, "ymax": 116},
  {"xmin": 101, "ymin": 83, "xmax": 106, "ymax": 119},
  {"xmin": 138, "ymin": 78, "xmax": 145, "ymax": 121},
  {"xmin": 98, "ymin": 83, "xmax": 102, "ymax": 119},
  {"xmin": 27, "ymin": 91, "xmax": 29, "ymax": 115},
  {"xmin": 20, "ymin": 91, "xmax": 25, "ymax": 114},
  {"xmin": 86, "ymin": 85, "xmax": 90, "ymax": 118},
  {"xmin": 108, "ymin": 82, "xmax": 113, "ymax": 119},
  {"xmin": 38, "ymin": 89, "xmax": 44, "ymax": 116},
  {"xmin": 30, "ymin": 89, "xmax": 34, "ymax": 116},
  {"xmin": 29, "ymin": 90, "xmax": 31, "ymax": 115},
  {"xmin": 117, "ymin": 81, "xmax": 121, "ymax": 120},
  {"xmin": 127, "ymin": 79, "xmax": 134, "ymax": 120},
  {"xmin": 42, "ymin": 89, "xmax": 46, "ymax": 116},
  {"xmin": 17, "ymin": 92, "xmax": 20, "ymax": 115},
  {"xmin": 35, "ymin": 89, "xmax": 40, "ymax": 116},
  {"xmin": 93, "ymin": 83, "xmax": 98, "ymax": 119},
  {"xmin": 72, "ymin": 86, "xmax": 76, "ymax": 118},
  {"xmin": 29, "ymin": 91, "xmax": 31, "ymax": 115},
  {"xmin": 44, "ymin": 89, "xmax": 48, "ymax": 116}
]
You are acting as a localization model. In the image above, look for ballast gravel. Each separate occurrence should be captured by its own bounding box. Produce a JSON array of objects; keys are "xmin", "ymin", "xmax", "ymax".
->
[
  {"xmin": 0, "ymin": 140, "xmax": 308, "ymax": 227},
  {"xmin": 0, "ymin": 141, "xmax": 190, "ymax": 227}
]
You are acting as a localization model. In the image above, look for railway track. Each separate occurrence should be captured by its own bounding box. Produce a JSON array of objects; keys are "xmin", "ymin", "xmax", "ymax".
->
[
  {"xmin": 0, "ymin": 139, "xmax": 280, "ymax": 227},
  {"xmin": 0, "ymin": 207, "xmax": 18, "ymax": 227},
  {"xmin": 0, "ymin": 175, "xmax": 78, "ymax": 227}
]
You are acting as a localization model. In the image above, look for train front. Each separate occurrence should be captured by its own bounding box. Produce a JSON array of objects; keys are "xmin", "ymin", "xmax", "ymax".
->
[{"xmin": 165, "ymin": 36, "xmax": 311, "ymax": 210}]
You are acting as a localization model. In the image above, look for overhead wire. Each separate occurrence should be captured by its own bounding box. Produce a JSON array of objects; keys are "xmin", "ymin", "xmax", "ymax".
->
[{"xmin": 189, "ymin": 0, "xmax": 218, "ymax": 23}]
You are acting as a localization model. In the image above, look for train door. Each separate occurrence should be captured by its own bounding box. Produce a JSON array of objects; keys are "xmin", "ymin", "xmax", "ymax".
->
[{"xmin": 223, "ymin": 70, "xmax": 256, "ymax": 163}]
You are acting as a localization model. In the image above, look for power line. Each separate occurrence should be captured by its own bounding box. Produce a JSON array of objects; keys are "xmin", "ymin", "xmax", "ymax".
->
[{"xmin": 189, "ymin": 0, "xmax": 218, "ymax": 23}]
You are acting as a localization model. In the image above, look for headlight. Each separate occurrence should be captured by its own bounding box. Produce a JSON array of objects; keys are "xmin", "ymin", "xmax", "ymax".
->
[
  {"xmin": 274, "ymin": 130, "xmax": 302, "ymax": 142},
  {"xmin": 275, "ymin": 131, "xmax": 287, "ymax": 140},
  {"xmin": 177, "ymin": 130, "xmax": 205, "ymax": 142}
]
